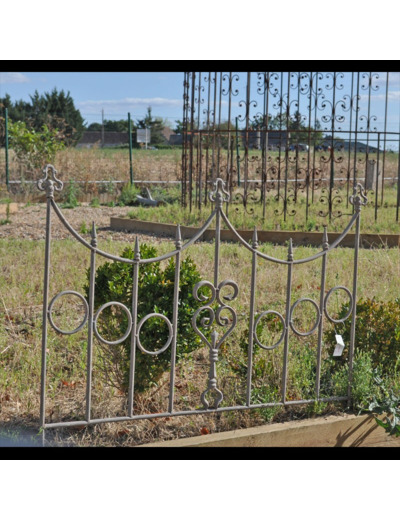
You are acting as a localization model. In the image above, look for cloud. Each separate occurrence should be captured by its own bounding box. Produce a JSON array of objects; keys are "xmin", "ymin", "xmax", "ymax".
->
[
  {"xmin": 373, "ymin": 72, "xmax": 400, "ymax": 86},
  {"xmin": 0, "ymin": 72, "xmax": 30, "ymax": 84},
  {"xmin": 77, "ymin": 97, "xmax": 182, "ymax": 115},
  {"xmin": 359, "ymin": 90, "xmax": 400, "ymax": 102}
]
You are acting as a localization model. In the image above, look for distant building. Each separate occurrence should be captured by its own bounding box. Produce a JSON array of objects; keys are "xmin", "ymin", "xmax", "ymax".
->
[
  {"xmin": 244, "ymin": 130, "xmax": 291, "ymax": 150},
  {"xmin": 76, "ymin": 131, "xmax": 129, "ymax": 148}
]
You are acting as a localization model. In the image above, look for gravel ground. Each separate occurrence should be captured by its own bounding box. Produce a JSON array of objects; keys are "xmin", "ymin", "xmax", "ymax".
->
[{"xmin": 0, "ymin": 202, "xmax": 170, "ymax": 244}]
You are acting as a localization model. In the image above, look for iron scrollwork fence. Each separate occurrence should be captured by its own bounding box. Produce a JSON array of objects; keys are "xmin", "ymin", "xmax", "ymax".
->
[
  {"xmin": 181, "ymin": 71, "xmax": 400, "ymax": 223},
  {"xmin": 39, "ymin": 164, "xmax": 367, "ymax": 443}
]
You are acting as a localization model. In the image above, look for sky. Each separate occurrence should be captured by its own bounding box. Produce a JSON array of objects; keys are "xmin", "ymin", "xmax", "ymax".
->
[
  {"xmin": 1, "ymin": 71, "xmax": 399, "ymax": 148},
  {"xmin": 0, "ymin": 72, "xmax": 185, "ymax": 126}
]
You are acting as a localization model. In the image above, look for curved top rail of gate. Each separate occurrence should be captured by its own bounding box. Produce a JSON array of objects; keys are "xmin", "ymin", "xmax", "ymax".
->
[{"xmin": 38, "ymin": 164, "xmax": 368, "ymax": 264}]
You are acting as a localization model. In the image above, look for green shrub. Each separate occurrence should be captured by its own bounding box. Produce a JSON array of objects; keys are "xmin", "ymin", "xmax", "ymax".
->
[
  {"xmin": 85, "ymin": 243, "xmax": 205, "ymax": 392},
  {"xmin": 324, "ymin": 298, "xmax": 400, "ymax": 374},
  {"xmin": 320, "ymin": 351, "xmax": 380, "ymax": 410},
  {"xmin": 118, "ymin": 183, "xmax": 140, "ymax": 206},
  {"xmin": 150, "ymin": 185, "xmax": 181, "ymax": 205}
]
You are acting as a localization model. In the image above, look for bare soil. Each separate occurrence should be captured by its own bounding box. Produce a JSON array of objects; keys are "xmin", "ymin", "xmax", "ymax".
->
[{"xmin": 0, "ymin": 203, "xmax": 170, "ymax": 244}]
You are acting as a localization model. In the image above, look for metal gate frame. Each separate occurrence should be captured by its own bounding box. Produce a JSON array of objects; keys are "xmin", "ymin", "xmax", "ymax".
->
[{"xmin": 38, "ymin": 164, "xmax": 367, "ymax": 444}]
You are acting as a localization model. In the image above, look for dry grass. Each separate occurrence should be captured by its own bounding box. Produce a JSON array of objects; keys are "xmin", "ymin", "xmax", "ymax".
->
[
  {"xmin": 126, "ymin": 184, "xmax": 400, "ymax": 234},
  {"xmin": 2, "ymin": 147, "xmax": 399, "ymax": 184},
  {"xmin": 1, "ymin": 230, "xmax": 399, "ymax": 446}
]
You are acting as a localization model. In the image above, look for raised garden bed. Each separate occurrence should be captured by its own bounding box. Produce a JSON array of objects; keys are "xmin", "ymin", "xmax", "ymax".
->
[
  {"xmin": 139, "ymin": 413, "xmax": 400, "ymax": 447},
  {"xmin": 110, "ymin": 217, "xmax": 400, "ymax": 248}
]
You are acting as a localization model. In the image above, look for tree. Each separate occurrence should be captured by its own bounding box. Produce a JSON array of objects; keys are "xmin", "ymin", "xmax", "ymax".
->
[
  {"xmin": 1, "ymin": 89, "xmax": 85, "ymax": 146},
  {"xmin": 136, "ymin": 106, "xmax": 165, "ymax": 146},
  {"xmin": 8, "ymin": 121, "xmax": 65, "ymax": 172},
  {"xmin": 87, "ymin": 122, "xmax": 102, "ymax": 131},
  {"xmin": 174, "ymin": 120, "xmax": 184, "ymax": 134},
  {"xmin": 29, "ymin": 89, "xmax": 85, "ymax": 145}
]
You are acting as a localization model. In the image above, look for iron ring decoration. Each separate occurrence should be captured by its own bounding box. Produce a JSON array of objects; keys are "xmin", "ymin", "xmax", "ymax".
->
[
  {"xmin": 324, "ymin": 286, "xmax": 353, "ymax": 324},
  {"xmin": 253, "ymin": 310, "xmax": 286, "ymax": 350},
  {"xmin": 48, "ymin": 290, "xmax": 89, "ymax": 335},
  {"xmin": 290, "ymin": 298, "xmax": 321, "ymax": 337},
  {"xmin": 93, "ymin": 301, "xmax": 133, "ymax": 346},
  {"xmin": 136, "ymin": 313, "xmax": 173, "ymax": 356}
]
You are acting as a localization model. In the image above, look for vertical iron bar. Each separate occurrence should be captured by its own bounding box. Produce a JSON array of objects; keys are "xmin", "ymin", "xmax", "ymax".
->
[
  {"xmin": 212, "ymin": 72, "xmax": 218, "ymax": 182},
  {"xmin": 181, "ymin": 72, "xmax": 188, "ymax": 207},
  {"xmin": 128, "ymin": 237, "xmax": 140, "ymax": 417},
  {"xmin": 294, "ymin": 72, "xmax": 300, "ymax": 203},
  {"xmin": 236, "ymin": 116, "xmax": 241, "ymax": 187},
  {"xmin": 375, "ymin": 133, "xmax": 380, "ymax": 221},
  {"xmin": 168, "ymin": 226, "xmax": 182, "ymax": 413},
  {"xmin": 283, "ymin": 72, "xmax": 290, "ymax": 221},
  {"xmin": 244, "ymin": 72, "xmax": 250, "ymax": 198},
  {"xmin": 189, "ymin": 72, "xmax": 196, "ymax": 213},
  {"xmin": 214, "ymin": 202, "xmax": 220, "ymax": 288},
  {"xmin": 346, "ymin": 72, "xmax": 354, "ymax": 208},
  {"xmin": 277, "ymin": 73, "xmax": 284, "ymax": 202},
  {"xmin": 246, "ymin": 228, "xmax": 258, "ymax": 406},
  {"xmin": 216, "ymin": 71, "xmax": 223, "ymax": 177},
  {"xmin": 262, "ymin": 72, "xmax": 270, "ymax": 220},
  {"xmin": 381, "ymin": 72, "xmax": 389, "ymax": 206},
  {"xmin": 204, "ymin": 72, "xmax": 211, "ymax": 206},
  {"xmin": 306, "ymin": 72, "xmax": 313, "ymax": 221},
  {"xmin": 348, "ymin": 203, "xmax": 361, "ymax": 406},
  {"xmin": 364, "ymin": 72, "xmax": 372, "ymax": 187},
  {"xmin": 352, "ymin": 73, "xmax": 360, "ymax": 208},
  {"xmin": 310, "ymin": 72, "xmax": 319, "ymax": 203},
  {"xmin": 329, "ymin": 72, "xmax": 337, "ymax": 222},
  {"xmin": 226, "ymin": 73, "xmax": 232, "ymax": 196},
  {"xmin": 5, "ymin": 107, "xmax": 9, "ymax": 190},
  {"xmin": 196, "ymin": 72, "xmax": 202, "ymax": 210},
  {"xmin": 311, "ymin": 72, "xmax": 319, "ymax": 203},
  {"xmin": 128, "ymin": 112, "xmax": 133, "ymax": 184},
  {"xmin": 397, "ymin": 105, "xmax": 400, "ymax": 222},
  {"xmin": 282, "ymin": 238, "xmax": 293, "ymax": 403},
  {"xmin": 316, "ymin": 227, "xmax": 328, "ymax": 399},
  {"xmin": 85, "ymin": 223, "xmax": 97, "ymax": 422},
  {"xmin": 39, "ymin": 194, "xmax": 52, "ymax": 443}
]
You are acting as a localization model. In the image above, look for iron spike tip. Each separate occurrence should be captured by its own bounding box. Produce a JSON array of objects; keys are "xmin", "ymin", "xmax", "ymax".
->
[
  {"xmin": 252, "ymin": 226, "xmax": 258, "ymax": 247},
  {"xmin": 288, "ymin": 238, "xmax": 294, "ymax": 261},
  {"xmin": 176, "ymin": 223, "xmax": 182, "ymax": 241},
  {"xmin": 134, "ymin": 236, "xmax": 140, "ymax": 252},
  {"xmin": 91, "ymin": 221, "xmax": 97, "ymax": 238}
]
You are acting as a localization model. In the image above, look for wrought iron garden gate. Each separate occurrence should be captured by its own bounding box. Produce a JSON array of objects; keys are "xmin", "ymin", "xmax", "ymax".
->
[
  {"xmin": 181, "ymin": 71, "xmax": 399, "ymax": 223},
  {"xmin": 39, "ymin": 164, "xmax": 367, "ymax": 444}
]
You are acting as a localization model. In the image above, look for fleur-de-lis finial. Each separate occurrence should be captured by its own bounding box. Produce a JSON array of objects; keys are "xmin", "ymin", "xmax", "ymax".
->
[
  {"xmin": 37, "ymin": 164, "xmax": 63, "ymax": 198},
  {"xmin": 209, "ymin": 178, "xmax": 230, "ymax": 207},
  {"xmin": 349, "ymin": 183, "xmax": 368, "ymax": 212}
]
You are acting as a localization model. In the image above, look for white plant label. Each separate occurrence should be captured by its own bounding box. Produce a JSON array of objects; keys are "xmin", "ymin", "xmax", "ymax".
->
[{"xmin": 333, "ymin": 334, "xmax": 345, "ymax": 357}]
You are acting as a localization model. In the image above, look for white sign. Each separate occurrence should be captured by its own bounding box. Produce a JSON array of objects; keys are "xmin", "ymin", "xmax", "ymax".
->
[
  {"xmin": 333, "ymin": 335, "xmax": 345, "ymax": 357},
  {"xmin": 137, "ymin": 128, "xmax": 151, "ymax": 144}
]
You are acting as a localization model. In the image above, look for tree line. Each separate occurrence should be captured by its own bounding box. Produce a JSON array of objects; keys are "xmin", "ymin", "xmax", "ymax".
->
[
  {"xmin": 1, "ymin": 89, "xmax": 327, "ymax": 151},
  {"xmin": 0, "ymin": 91, "xmax": 168, "ymax": 147}
]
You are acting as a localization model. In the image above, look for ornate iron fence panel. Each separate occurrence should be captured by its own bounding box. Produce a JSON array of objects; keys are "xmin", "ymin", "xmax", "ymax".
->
[
  {"xmin": 181, "ymin": 71, "xmax": 400, "ymax": 223},
  {"xmin": 39, "ymin": 164, "xmax": 367, "ymax": 444}
]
